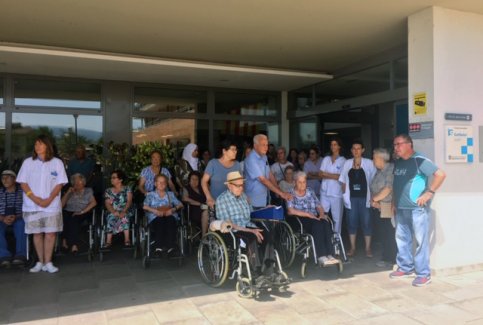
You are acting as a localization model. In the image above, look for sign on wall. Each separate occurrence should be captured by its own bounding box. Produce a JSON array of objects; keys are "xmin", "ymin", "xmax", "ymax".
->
[
  {"xmin": 445, "ymin": 125, "xmax": 474, "ymax": 163},
  {"xmin": 413, "ymin": 92, "xmax": 427, "ymax": 116}
]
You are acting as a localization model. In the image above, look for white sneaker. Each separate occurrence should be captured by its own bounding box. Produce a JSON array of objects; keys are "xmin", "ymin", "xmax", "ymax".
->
[
  {"xmin": 327, "ymin": 255, "xmax": 339, "ymax": 265},
  {"xmin": 29, "ymin": 262, "xmax": 44, "ymax": 273},
  {"xmin": 42, "ymin": 262, "xmax": 59, "ymax": 273},
  {"xmin": 318, "ymin": 256, "xmax": 329, "ymax": 267}
]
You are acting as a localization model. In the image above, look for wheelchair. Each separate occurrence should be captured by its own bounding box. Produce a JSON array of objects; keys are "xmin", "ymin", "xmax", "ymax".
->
[
  {"xmin": 286, "ymin": 215, "xmax": 344, "ymax": 278},
  {"xmin": 139, "ymin": 207, "xmax": 187, "ymax": 269},
  {"xmin": 183, "ymin": 204, "xmax": 203, "ymax": 255},
  {"xmin": 197, "ymin": 226, "xmax": 290, "ymax": 299},
  {"xmin": 96, "ymin": 207, "xmax": 139, "ymax": 262}
]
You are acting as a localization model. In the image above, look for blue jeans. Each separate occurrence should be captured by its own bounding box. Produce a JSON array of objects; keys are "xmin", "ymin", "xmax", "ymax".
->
[
  {"xmin": 346, "ymin": 197, "xmax": 372, "ymax": 236},
  {"xmin": 0, "ymin": 218, "xmax": 27, "ymax": 259},
  {"xmin": 395, "ymin": 208, "xmax": 431, "ymax": 278}
]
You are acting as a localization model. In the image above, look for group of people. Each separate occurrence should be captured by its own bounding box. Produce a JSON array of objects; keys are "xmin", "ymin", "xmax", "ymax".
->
[{"xmin": 0, "ymin": 132, "xmax": 445, "ymax": 287}]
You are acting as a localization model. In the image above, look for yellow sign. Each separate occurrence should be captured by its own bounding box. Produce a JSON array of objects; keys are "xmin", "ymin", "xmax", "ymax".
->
[{"xmin": 413, "ymin": 92, "xmax": 427, "ymax": 115}]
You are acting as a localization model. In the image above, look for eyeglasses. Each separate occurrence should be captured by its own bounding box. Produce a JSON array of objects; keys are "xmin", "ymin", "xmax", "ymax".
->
[
  {"xmin": 230, "ymin": 183, "xmax": 244, "ymax": 188},
  {"xmin": 393, "ymin": 142, "xmax": 409, "ymax": 147}
]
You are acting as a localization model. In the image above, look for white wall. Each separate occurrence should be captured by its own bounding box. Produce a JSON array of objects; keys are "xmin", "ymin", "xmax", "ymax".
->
[{"xmin": 409, "ymin": 7, "xmax": 483, "ymax": 273}]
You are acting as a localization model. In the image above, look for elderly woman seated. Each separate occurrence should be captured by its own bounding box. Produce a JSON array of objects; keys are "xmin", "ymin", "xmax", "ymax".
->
[
  {"xmin": 61, "ymin": 173, "xmax": 97, "ymax": 254},
  {"xmin": 143, "ymin": 174, "xmax": 184, "ymax": 257},
  {"xmin": 182, "ymin": 171, "xmax": 208, "ymax": 236},
  {"xmin": 286, "ymin": 171, "xmax": 339, "ymax": 266}
]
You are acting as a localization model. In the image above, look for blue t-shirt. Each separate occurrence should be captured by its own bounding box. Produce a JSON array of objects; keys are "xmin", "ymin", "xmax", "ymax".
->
[
  {"xmin": 393, "ymin": 152, "xmax": 438, "ymax": 209},
  {"xmin": 204, "ymin": 159, "xmax": 241, "ymax": 200},
  {"xmin": 244, "ymin": 150, "xmax": 270, "ymax": 208}
]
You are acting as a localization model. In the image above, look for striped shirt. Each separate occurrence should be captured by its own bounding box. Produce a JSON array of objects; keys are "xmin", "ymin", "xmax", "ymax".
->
[{"xmin": 0, "ymin": 186, "xmax": 23, "ymax": 218}]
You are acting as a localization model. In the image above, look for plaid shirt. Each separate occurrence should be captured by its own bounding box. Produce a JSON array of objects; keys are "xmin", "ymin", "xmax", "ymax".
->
[
  {"xmin": 286, "ymin": 187, "xmax": 321, "ymax": 216},
  {"xmin": 215, "ymin": 190, "xmax": 255, "ymax": 228}
]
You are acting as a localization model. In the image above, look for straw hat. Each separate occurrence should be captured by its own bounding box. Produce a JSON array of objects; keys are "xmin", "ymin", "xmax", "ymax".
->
[{"xmin": 224, "ymin": 171, "xmax": 244, "ymax": 184}]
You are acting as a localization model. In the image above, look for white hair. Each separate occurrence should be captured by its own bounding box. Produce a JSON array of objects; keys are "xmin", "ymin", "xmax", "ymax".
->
[
  {"xmin": 373, "ymin": 148, "xmax": 390, "ymax": 162},
  {"xmin": 293, "ymin": 171, "xmax": 307, "ymax": 181},
  {"xmin": 70, "ymin": 173, "xmax": 86, "ymax": 185},
  {"xmin": 253, "ymin": 134, "xmax": 267, "ymax": 145}
]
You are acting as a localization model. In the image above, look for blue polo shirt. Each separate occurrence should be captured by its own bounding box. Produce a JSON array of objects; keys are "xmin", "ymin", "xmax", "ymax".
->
[{"xmin": 244, "ymin": 150, "xmax": 270, "ymax": 208}]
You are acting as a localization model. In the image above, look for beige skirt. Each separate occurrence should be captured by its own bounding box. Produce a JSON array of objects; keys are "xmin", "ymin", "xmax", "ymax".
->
[{"xmin": 23, "ymin": 211, "xmax": 63, "ymax": 234}]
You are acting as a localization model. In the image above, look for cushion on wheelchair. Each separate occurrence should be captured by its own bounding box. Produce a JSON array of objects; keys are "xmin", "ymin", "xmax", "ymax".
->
[{"xmin": 250, "ymin": 206, "xmax": 284, "ymax": 221}]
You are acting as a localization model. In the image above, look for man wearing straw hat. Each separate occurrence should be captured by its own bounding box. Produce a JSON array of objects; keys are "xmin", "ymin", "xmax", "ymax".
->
[{"xmin": 216, "ymin": 171, "xmax": 272, "ymax": 278}]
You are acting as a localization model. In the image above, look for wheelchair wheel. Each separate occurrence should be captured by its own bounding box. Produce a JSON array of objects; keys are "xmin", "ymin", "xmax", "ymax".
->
[
  {"xmin": 337, "ymin": 260, "xmax": 343, "ymax": 274},
  {"xmin": 236, "ymin": 277, "xmax": 254, "ymax": 299},
  {"xmin": 198, "ymin": 232, "xmax": 229, "ymax": 287},
  {"xmin": 99, "ymin": 251, "xmax": 104, "ymax": 262},
  {"xmin": 142, "ymin": 256, "xmax": 151, "ymax": 269},
  {"xmin": 273, "ymin": 221, "xmax": 296, "ymax": 269},
  {"xmin": 301, "ymin": 261, "xmax": 307, "ymax": 278}
]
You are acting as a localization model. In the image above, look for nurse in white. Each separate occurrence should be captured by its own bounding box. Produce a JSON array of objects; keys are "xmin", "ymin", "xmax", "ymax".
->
[
  {"xmin": 319, "ymin": 138, "xmax": 346, "ymax": 234},
  {"xmin": 17, "ymin": 135, "xmax": 68, "ymax": 273}
]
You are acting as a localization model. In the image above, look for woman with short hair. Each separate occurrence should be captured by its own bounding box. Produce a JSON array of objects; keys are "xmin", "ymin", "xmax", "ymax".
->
[
  {"xmin": 182, "ymin": 171, "xmax": 208, "ymax": 236},
  {"xmin": 61, "ymin": 173, "xmax": 97, "ymax": 255},
  {"xmin": 144, "ymin": 174, "xmax": 183, "ymax": 256},
  {"xmin": 17, "ymin": 135, "xmax": 68, "ymax": 273},
  {"xmin": 287, "ymin": 171, "xmax": 339, "ymax": 266},
  {"xmin": 201, "ymin": 139, "xmax": 240, "ymax": 208},
  {"xmin": 138, "ymin": 150, "xmax": 178, "ymax": 196},
  {"xmin": 104, "ymin": 170, "xmax": 133, "ymax": 247},
  {"xmin": 370, "ymin": 148, "xmax": 396, "ymax": 268},
  {"xmin": 339, "ymin": 140, "xmax": 376, "ymax": 257}
]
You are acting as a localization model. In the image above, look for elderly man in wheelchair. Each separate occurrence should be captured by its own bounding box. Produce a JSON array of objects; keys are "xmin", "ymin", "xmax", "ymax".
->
[{"xmin": 197, "ymin": 171, "xmax": 289, "ymax": 298}]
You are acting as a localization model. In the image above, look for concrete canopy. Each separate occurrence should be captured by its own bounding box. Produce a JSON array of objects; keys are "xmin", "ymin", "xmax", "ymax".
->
[{"xmin": 1, "ymin": 0, "xmax": 483, "ymax": 90}]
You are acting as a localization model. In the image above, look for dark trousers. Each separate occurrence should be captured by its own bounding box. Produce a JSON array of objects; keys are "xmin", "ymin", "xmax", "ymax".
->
[
  {"xmin": 223, "ymin": 224, "xmax": 275, "ymax": 275},
  {"xmin": 373, "ymin": 208, "xmax": 397, "ymax": 263},
  {"xmin": 288, "ymin": 216, "xmax": 334, "ymax": 258},
  {"xmin": 62, "ymin": 210, "xmax": 90, "ymax": 247},
  {"xmin": 149, "ymin": 216, "xmax": 177, "ymax": 249}
]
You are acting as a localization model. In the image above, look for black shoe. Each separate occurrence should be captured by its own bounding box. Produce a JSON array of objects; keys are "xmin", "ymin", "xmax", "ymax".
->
[
  {"xmin": 11, "ymin": 256, "xmax": 26, "ymax": 266},
  {"xmin": 167, "ymin": 247, "xmax": 181, "ymax": 258},
  {"xmin": 0, "ymin": 258, "xmax": 11, "ymax": 268},
  {"xmin": 154, "ymin": 247, "xmax": 164, "ymax": 257}
]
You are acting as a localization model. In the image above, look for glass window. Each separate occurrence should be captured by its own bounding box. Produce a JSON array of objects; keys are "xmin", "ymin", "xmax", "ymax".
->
[
  {"xmin": 290, "ymin": 117, "xmax": 318, "ymax": 150},
  {"xmin": 132, "ymin": 117, "xmax": 209, "ymax": 158},
  {"xmin": 134, "ymin": 87, "xmax": 207, "ymax": 113},
  {"xmin": 212, "ymin": 119, "xmax": 279, "ymax": 159},
  {"xmin": 394, "ymin": 57, "xmax": 408, "ymax": 88},
  {"xmin": 0, "ymin": 79, "xmax": 4, "ymax": 105},
  {"xmin": 215, "ymin": 92, "xmax": 278, "ymax": 116},
  {"xmin": 0, "ymin": 113, "xmax": 5, "ymax": 163},
  {"xmin": 312, "ymin": 63, "xmax": 391, "ymax": 105},
  {"xmin": 14, "ymin": 79, "xmax": 101, "ymax": 109},
  {"xmin": 11, "ymin": 113, "xmax": 103, "ymax": 163}
]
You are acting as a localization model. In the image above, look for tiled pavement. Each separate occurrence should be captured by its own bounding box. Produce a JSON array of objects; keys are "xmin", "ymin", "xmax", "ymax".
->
[{"xmin": 1, "ymin": 245, "xmax": 483, "ymax": 325}]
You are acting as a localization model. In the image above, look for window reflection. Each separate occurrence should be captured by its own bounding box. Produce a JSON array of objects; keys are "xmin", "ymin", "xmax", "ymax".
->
[
  {"xmin": 0, "ymin": 113, "xmax": 5, "ymax": 163},
  {"xmin": 0, "ymin": 80, "xmax": 3, "ymax": 105},
  {"xmin": 215, "ymin": 92, "xmax": 278, "ymax": 116},
  {"xmin": 134, "ymin": 87, "xmax": 207, "ymax": 113},
  {"xmin": 132, "ymin": 117, "xmax": 209, "ymax": 157},
  {"xmin": 14, "ymin": 79, "xmax": 101, "ymax": 109},
  {"xmin": 11, "ymin": 113, "xmax": 103, "ymax": 163}
]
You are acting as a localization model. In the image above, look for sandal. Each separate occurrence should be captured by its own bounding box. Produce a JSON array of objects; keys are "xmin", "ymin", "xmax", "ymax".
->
[
  {"xmin": 104, "ymin": 242, "xmax": 112, "ymax": 249},
  {"xmin": 366, "ymin": 250, "xmax": 373, "ymax": 258},
  {"xmin": 346, "ymin": 249, "xmax": 355, "ymax": 257},
  {"xmin": 124, "ymin": 241, "xmax": 131, "ymax": 247}
]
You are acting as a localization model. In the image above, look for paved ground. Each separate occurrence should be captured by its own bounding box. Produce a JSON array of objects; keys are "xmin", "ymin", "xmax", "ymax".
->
[{"xmin": 1, "ymin": 243, "xmax": 483, "ymax": 325}]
